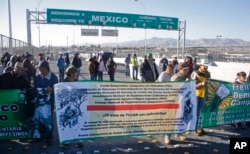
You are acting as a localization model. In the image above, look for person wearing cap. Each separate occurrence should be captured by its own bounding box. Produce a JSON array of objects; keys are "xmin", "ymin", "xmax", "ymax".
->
[
  {"xmin": 139, "ymin": 53, "xmax": 159, "ymax": 82},
  {"xmin": 131, "ymin": 54, "xmax": 139, "ymax": 80},
  {"xmin": 191, "ymin": 61, "xmax": 211, "ymax": 136},
  {"xmin": 124, "ymin": 54, "xmax": 131, "ymax": 77},
  {"xmin": 171, "ymin": 55, "xmax": 179, "ymax": 74},
  {"xmin": 170, "ymin": 62, "xmax": 190, "ymax": 81},
  {"xmin": 34, "ymin": 60, "xmax": 58, "ymax": 94},
  {"xmin": 57, "ymin": 52, "xmax": 66, "ymax": 82},
  {"xmin": 23, "ymin": 53, "xmax": 36, "ymax": 84},
  {"xmin": 63, "ymin": 66, "xmax": 78, "ymax": 82},
  {"xmin": 0, "ymin": 62, "xmax": 31, "ymax": 89}
]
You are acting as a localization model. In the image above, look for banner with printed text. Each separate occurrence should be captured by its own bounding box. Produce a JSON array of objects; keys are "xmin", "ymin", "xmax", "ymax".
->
[
  {"xmin": 54, "ymin": 81, "xmax": 197, "ymax": 144},
  {"xmin": 0, "ymin": 88, "xmax": 53, "ymax": 140},
  {"xmin": 201, "ymin": 80, "xmax": 250, "ymax": 127}
]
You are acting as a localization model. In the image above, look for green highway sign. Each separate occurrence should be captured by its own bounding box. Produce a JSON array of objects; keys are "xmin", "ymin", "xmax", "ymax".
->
[{"xmin": 47, "ymin": 8, "xmax": 179, "ymax": 30}]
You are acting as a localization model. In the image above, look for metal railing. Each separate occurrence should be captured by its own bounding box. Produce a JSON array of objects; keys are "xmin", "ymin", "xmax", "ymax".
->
[{"xmin": 0, "ymin": 34, "xmax": 40, "ymax": 57}]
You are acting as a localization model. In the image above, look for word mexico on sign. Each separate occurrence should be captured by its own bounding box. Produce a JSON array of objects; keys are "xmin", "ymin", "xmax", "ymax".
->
[
  {"xmin": 101, "ymin": 29, "xmax": 118, "ymax": 36},
  {"xmin": 81, "ymin": 29, "xmax": 99, "ymax": 36},
  {"xmin": 47, "ymin": 8, "xmax": 179, "ymax": 30}
]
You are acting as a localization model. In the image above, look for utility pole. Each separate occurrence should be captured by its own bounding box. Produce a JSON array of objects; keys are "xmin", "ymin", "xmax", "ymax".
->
[{"xmin": 8, "ymin": 0, "xmax": 13, "ymax": 53}]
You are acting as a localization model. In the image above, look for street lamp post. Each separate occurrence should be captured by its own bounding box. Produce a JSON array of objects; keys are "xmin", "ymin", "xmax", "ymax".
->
[{"xmin": 8, "ymin": 0, "xmax": 13, "ymax": 53}]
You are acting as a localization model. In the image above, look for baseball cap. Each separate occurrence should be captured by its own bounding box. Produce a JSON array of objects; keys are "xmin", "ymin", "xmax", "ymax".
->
[{"xmin": 147, "ymin": 53, "xmax": 153, "ymax": 58}]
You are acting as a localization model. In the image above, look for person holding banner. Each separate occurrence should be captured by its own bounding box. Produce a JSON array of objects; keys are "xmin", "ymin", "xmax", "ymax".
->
[
  {"xmin": 231, "ymin": 71, "xmax": 247, "ymax": 129},
  {"xmin": 171, "ymin": 62, "xmax": 190, "ymax": 82},
  {"xmin": 191, "ymin": 61, "xmax": 211, "ymax": 136},
  {"xmin": 0, "ymin": 62, "xmax": 31, "ymax": 89},
  {"xmin": 63, "ymin": 66, "xmax": 78, "ymax": 82},
  {"xmin": 156, "ymin": 64, "xmax": 174, "ymax": 82},
  {"xmin": 156, "ymin": 64, "xmax": 174, "ymax": 144}
]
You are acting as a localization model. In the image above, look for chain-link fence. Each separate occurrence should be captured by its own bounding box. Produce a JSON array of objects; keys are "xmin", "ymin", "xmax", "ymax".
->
[{"xmin": 0, "ymin": 34, "xmax": 40, "ymax": 57}]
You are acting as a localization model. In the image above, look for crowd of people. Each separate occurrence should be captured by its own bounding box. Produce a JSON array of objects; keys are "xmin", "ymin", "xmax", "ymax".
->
[{"xmin": 1, "ymin": 51, "xmax": 250, "ymax": 146}]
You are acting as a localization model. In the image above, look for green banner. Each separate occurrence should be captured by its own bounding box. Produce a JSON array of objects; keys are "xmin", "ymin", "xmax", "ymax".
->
[
  {"xmin": 202, "ymin": 79, "xmax": 250, "ymax": 127},
  {"xmin": 0, "ymin": 88, "xmax": 53, "ymax": 140}
]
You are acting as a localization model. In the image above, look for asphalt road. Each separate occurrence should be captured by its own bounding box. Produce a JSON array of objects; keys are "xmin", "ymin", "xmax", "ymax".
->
[{"xmin": 0, "ymin": 60, "xmax": 250, "ymax": 154}]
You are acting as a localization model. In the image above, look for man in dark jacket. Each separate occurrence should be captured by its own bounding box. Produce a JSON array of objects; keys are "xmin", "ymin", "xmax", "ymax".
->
[
  {"xmin": 72, "ymin": 53, "xmax": 82, "ymax": 80},
  {"xmin": 140, "ymin": 53, "xmax": 159, "ymax": 82},
  {"xmin": 23, "ymin": 53, "xmax": 36, "ymax": 84},
  {"xmin": 0, "ymin": 62, "xmax": 31, "ymax": 89}
]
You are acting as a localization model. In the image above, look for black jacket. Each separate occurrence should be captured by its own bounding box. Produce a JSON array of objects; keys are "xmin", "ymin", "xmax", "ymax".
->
[{"xmin": 0, "ymin": 72, "xmax": 31, "ymax": 89}]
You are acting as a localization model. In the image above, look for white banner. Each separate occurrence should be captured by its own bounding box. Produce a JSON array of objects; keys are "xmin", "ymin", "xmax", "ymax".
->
[{"xmin": 54, "ymin": 81, "xmax": 197, "ymax": 144}]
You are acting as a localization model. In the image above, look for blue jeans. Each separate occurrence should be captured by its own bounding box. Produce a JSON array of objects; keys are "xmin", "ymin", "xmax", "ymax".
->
[
  {"xmin": 125, "ymin": 65, "xmax": 130, "ymax": 76},
  {"xmin": 90, "ymin": 73, "xmax": 95, "ymax": 80},
  {"xmin": 59, "ymin": 68, "xmax": 65, "ymax": 82},
  {"xmin": 196, "ymin": 97, "xmax": 204, "ymax": 130},
  {"xmin": 98, "ymin": 71, "xmax": 103, "ymax": 81},
  {"xmin": 109, "ymin": 72, "xmax": 115, "ymax": 81},
  {"xmin": 132, "ymin": 66, "xmax": 138, "ymax": 79},
  {"xmin": 77, "ymin": 68, "xmax": 81, "ymax": 80}
]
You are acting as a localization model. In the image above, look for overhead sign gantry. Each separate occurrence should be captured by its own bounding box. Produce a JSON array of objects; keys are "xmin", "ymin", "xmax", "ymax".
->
[{"xmin": 46, "ymin": 8, "xmax": 179, "ymax": 30}]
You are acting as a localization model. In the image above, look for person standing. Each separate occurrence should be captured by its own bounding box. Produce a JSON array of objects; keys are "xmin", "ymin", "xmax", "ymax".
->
[
  {"xmin": 72, "ymin": 53, "xmax": 82, "ymax": 80},
  {"xmin": 93, "ymin": 56, "xmax": 99, "ymax": 80},
  {"xmin": 171, "ymin": 55, "xmax": 179, "ymax": 74},
  {"xmin": 23, "ymin": 53, "xmax": 36, "ymax": 84},
  {"xmin": 98, "ymin": 57, "xmax": 105, "ymax": 81},
  {"xmin": 156, "ymin": 64, "xmax": 174, "ymax": 144},
  {"xmin": 106, "ymin": 57, "xmax": 117, "ymax": 81},
  {"xmin": 171, "ymin": 62, "xmax": 190, "ymax": 81},
  {"xmin": 124, "ymin": 54, "xmax": 131, "ymax": 77},
  {"xmin": 65, "ymin": 53, "xmax": 70, "ymax": 68},
  {"xmin": 63, "ymin": 66, "xmax": 78, "ymax": 82},
  {"xmin": 57, "ymin": 52, "xmax": 66, "ymax": 82},
  {"xmin": 231, "ymin": 71, "xmax": 247, "ymax": 129},
  {"xmin": 140, "ymin": 53, "xmax": 159, "ymax": 82},
  {"xmin": 191, "ymin": 61, "xmax": 211, "ymax": 135},
  {"xmin": 160, "ymin": 57, "xmax": 169, "ymax": 72},
  {"xmin": 131, "ymin": 54, "xmax": 139, "ymax": 80},
  {"xmin": 0, "ymin": 62, "xmax": 31, "ymax": 89},
  {"xmin": 88, "ymin": 57, "xmax": 95, "ymax": 80},
  {"xmin": 34, "ymin": 60, "xmax": 58, "ymax": 93},
  {"xmin": 156, "ymin": 64, "xmax": 174, "ymax": 82}
]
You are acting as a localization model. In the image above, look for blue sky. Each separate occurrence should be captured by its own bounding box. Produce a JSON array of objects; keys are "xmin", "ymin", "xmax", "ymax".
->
[{"xmin": 0, "ymin": 0, "xmax": 249, "ymax": 46}]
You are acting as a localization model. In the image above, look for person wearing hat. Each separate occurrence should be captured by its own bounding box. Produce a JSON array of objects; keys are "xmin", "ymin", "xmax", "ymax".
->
[
  {"xmin": 63, "ymin": 66, "xmax": 78, "ymax": 82},
  {"xmin": 171, "ymin": 62, "xmax": 190, "ymax": 81},
  {"xmin": 0, "ymin": 62, "xmax": 31, "ymax": 89},
  {"xmin": 57, "ymin": 52, "xmax": 66, "ymax": 82},
  {"xmin": 34, "ymin": 60, "xmax": 58, "ymax": 94},
  {"xmin": 171, "ymin": 55, "xmax": 179, "ymax": 74},
  {"xmin": 139, "ymin": 52, "xmax": 159, "ymax": 82},
  {"xmin": 131, "ymin": 54, "xmax": 139, "ymax": 80},
  {"xmin": 191, "ymin": 61, "xmax": 211, "ymax": 136},
  {"xmin": 124, "ymin": 54, "xmax": 131, "ymax": 77},
  {"xmin": 23, "ymin": 53, "xmax": 36, "ymax": 84}
]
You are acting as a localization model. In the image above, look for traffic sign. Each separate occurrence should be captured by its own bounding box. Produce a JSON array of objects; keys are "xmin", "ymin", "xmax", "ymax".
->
[
  {"xmin": 47, "ymin": 8, "xmax": 179, "ymax": 30},
  {"xmin": 101, "ymin": 29, "xmax": 118, "ymax": 36},
  {"xmin": 81, "ymin": 29, "xmax": 99, "ymax": 36}
]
